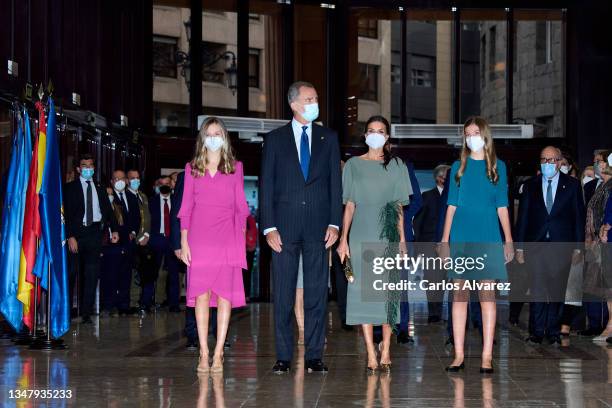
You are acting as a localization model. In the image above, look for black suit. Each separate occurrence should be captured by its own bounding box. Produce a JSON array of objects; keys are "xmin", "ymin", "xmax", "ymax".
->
[
  {"xmin": 63, "ymin": 178, "xmax": 117, "ymax": 318},
  {"xmin": 414, "ymin": 187, "xmax": 446, "ymax": 320},
  {"xmin": 516, "ymin": 173, "xmax": 585, "ymax": 338},
  {"xmin": 260, "ymin": 121, "xmax": 342, "ymax": 362}
]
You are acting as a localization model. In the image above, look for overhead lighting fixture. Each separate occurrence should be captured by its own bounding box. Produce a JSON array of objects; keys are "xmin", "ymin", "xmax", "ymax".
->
[
  {"xmin": 277, "ymin": 0, "xmax": 291, "ymax": 4},
  {"xmin": 320, "ymin": 3, "xmax": 335, "ymax": 9}
]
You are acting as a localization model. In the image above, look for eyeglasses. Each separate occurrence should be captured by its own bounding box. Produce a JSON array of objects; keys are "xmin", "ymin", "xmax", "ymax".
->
[{"xmin": 539, "ymin": 157, "xmax": 560, "ymax": 164}]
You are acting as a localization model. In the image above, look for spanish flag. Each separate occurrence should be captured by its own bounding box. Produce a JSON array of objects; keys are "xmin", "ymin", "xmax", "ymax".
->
[{"xmin": 17, "ymin": 101, "xmax": 47, "ymax": 329}]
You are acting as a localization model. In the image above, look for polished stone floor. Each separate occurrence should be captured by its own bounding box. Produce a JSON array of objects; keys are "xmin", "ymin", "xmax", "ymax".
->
[{"xmin": 1, "ymin": 302, "xmax": 612, "ymax": 407}]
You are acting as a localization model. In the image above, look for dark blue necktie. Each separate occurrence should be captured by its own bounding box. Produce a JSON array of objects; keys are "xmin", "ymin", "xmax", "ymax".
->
[{"xmin": 300, "ymin": 125, "xmax": 310, "ymax": 181}]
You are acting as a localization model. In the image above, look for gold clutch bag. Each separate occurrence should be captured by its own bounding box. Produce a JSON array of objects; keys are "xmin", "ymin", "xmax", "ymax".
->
[{"xmin": 343, "ymin": 257, "xmax": 355, "ymax": 284}]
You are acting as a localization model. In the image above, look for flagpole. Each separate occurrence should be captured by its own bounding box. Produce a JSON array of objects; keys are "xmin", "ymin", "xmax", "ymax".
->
[{"xmin": 30, "ymin": 264, "xmax": 66, "ymax": 350}]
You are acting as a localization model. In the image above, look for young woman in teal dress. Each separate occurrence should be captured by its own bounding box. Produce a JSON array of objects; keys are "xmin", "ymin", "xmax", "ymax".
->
[
  {"xmin": 440, "ymin": 116, "xmax": 514, "ymax": 373},
  {"xmin": 337, "ymin": 116, "xmax": 412, "ymax": 373}
]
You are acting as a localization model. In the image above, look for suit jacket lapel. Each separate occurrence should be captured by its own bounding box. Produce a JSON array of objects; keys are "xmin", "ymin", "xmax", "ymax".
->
[
  {"xmin": 536, "ymin": 175, "xmax": 547, "ymax": 213},
  {"xmin": 282, "ymin": 123, "xmax": 304, "ymax": 181},
  {"xmin": 550, "ymin": 175, "xmax": 568, "ymax": 215}
]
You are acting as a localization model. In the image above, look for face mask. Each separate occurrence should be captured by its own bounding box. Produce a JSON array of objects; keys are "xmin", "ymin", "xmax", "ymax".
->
[
  {"xmin": 81, "ymin": 168, "xmax": 94, "ymax": 180},
  {"xmin": 582, "ymin": 176, "xmax": 594, "ymax": 185},
  {"xmin": 608, "ymin": 153, "xmax": 612, "ymax": 167},
  {"xmin": 540, "ymin": 163, "xmax": 558, "ymax": 179},
  {"xmin": 114, "ymin": 180, "xmax": 126, "ymax": 191},
  {"xmin": 204, "ymin": 136, "xmax": 224, "ymax": 152},
  {"xmin": 365, "ymin": 133, "xmax": 386, "ymax": 149},
  {"xmin": 108, "ymin": 195, "xmax": 114, "ymax": 203},
  {"xmin": 130, "ymin": 179, "xmax": 140, "ymax": 191},
  {"xmin": 594, "ymin": 161, "xmax": 602, "ymax": 178},
  {"xmin": 560, "ymin": 165, "xmax": 570, "ymax": 174},
  {"xmin": 466, "ymin": 136, "xmax": 485, "ymax": 153},
  {"xmin": 154, "ymin": 186, "xmax": 160, "ymax": 195},
  {"xmin": 301, "ymin": 103, "xmax": 319, "ymax": 123},
  {"xmin": 159, "ymin": 185, "xmax": 172, "ymax": 196}
]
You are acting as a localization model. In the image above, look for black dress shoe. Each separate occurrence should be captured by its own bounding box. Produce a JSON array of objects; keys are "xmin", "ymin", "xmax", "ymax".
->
[
  {"xmin": 81, "ymin": 316, "xmax": 93, "ymax": 324},
  {"xmin": 445, "ymin": 362, "xmax": 465, "ymax": 372},
  {"xmin": 606, "ymin": 336, "xmax": 612, "ymax": 344},
  {"xmin": 508, "ymin": 318, "xmax": 519, "ymax": 326},
  {"xmin": 445, "ymin": 336, "xmax": 454, "ymax": 346},
  {"xmin": 479, "ymin": 366, "xmax": 494, "ymax": 374},
  {"xmin": 273, "ymin": 360, "xmax": 291, "ymax": 374},
  {"xmin": 186, "ymin": 340, "xmax": 199, "ymax": 350},
  {"xmin": 397, "ymin": 331, "xmax": 414, "ymax": 344},
  {"xmin": 547, "ymin": 336, "xmax": 561, "ymax": 345},
  {"xmin": 341, "ymin": 323, "xmax": 354, "ymax": 331},
  {"xmin": 428, "ymin": 316, "xmax": 441, "ymax": 323},
  {"xmin": 305, "ymin": 359, "xmax": 328, "ymax": 373},
  {"xmin": 224, "ymin": 340, "xmax": 231, "ymax": 349},
  {"xmin": 525, "ymin": 335, "xmax": 543, "ymax": 344}
]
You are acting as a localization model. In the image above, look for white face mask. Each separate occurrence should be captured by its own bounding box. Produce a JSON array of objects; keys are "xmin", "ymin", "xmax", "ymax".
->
[
  {"xmin": 582, "ymin": 176, "xmax": 594, "ymax": 185},
  {"xmin": 465, "ymin": 136, "xmax": 485, "ymax": 153},
  {"xmin": 108, "ymin": 195, "xmax": 114, "ymax": 203},
  {"xmin": 205, "ymin": 136, "xmax": 224, "ymax": 152},
  {"xmin": 560, "ymin": 165, "xmax": 570, "ymax": 174},
  {"xmin": 365, "ymin": 133, "xmax": 386, "ymax": 149},
  {"xmin": 114, "ymin": 180, "xmax": 126, "ymax": 191}
]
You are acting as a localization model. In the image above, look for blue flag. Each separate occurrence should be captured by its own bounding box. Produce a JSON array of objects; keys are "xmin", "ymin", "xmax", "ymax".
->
[
  {"xmin": 0, "ymin": 110, "xmax": 32, "ymax": 331},
  {"xmin": 36, "ymin": 98, "xmax": 70, "ymax": 338}
]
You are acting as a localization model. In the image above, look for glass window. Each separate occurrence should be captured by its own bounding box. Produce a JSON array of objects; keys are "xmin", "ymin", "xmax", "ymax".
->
[
  {"xmin": 358, "ymin": 19, "xmax": 378, "ymax": 38},
  {"xmin": 359, "ymin": 63, "xmax": 379, "ymax": 101},
  {"xmin": 514, "ymin": 10, "xmax": 564, "ymax": 138},
  {"xmin": 202, "ymin": 41, "xmax": 227, "ymax": 84},
  {"xmin": 249, "ymin": 49, "xmax": 261, "ymax": 89},
  {"xmin": 153, "ymin": 36, "xmax": 178, "ymax": 78}
]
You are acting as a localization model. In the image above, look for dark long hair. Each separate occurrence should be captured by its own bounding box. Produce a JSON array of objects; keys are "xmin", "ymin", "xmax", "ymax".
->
[{"xmin": 364, "ymin": 115, "xmax": 398, "ymax": 170}]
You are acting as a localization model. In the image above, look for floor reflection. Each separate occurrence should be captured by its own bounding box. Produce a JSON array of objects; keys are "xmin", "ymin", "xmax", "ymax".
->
[{"xmin": 0, "ymin": 303, "xmax": 611, "ymax": 407}]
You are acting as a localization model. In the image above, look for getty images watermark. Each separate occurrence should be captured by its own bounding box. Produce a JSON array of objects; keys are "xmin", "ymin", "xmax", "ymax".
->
[{"xmin": 370, "ymin": 253, "xmax": 511, "ymax": 292}]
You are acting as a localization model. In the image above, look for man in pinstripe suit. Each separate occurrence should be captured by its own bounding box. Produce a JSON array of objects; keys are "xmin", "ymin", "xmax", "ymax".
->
[{"xmin": 260, "ymin": 81, "xmax": 343, "ymax": 374}]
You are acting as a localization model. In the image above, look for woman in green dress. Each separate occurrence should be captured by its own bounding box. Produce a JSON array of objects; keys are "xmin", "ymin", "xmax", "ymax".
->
[
  {"xmin": 440, "ymin": 116, "xmax": 514, "ymax": 374},
  {"xmin": 337, "ymin": 116, "xmax": 412, "ymax": 373}
]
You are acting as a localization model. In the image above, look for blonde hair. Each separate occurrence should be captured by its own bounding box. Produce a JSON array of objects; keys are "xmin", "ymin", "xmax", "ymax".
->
[
  {"xmin": 455, "ymin": 116, "xmax": 499, "ymax": 185},
  {"xmin": 190, "ymin": 117, "xmax": 236, "ymax": 177}
]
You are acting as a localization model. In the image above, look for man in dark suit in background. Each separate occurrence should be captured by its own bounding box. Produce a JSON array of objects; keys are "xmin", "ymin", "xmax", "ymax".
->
[
  {"xmin": 64, "ymin": 154, "xmax": 118, "ymax": 324},
  {"xmin": 414, "ymin": 164, "xmax": 449, "ymax": 324},
  {"xmin": 516, "ymin": 146, "xmax": 585, "ymax": 345},
  {"xmin": 109, "ymin": 169, "xmax": 141, "ymax": 316},
  {"xmin": 260, "ymin": 81, "xmax": 342, "ymax": 374},
  {"xmin": 148, "ymin": 179, "xmax": 180, "ymax": 313}
]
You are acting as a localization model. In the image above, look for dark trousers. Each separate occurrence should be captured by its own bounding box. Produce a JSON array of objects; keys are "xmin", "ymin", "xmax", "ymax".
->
[
  {"xmin": 100, "ymin": 244, "xmax": 125, "ymax": 311},
  {"xmin": 330, "ymin": 249, "xmax": 347, "ymax": 324},
  {"xmin": 68, "ymin": 223, "xmax": 103, "ymax": 318},
  {"xmin": 272, "ymin": 240, "xmax": 328, "ymax": 362},
  {"xmin": 507, "ymin": 259, "xmax": 529, "ymax": 323},
  {"xmin": 528, "ymin": 243, "xmax": 572, "ymax": 338},
  {"xmin": 584, "ymin": 301, "xmax": 609, "ymax": 331},
  {"xmin": 143, "ymin": 234, "xmax": 180, "ymax": 308},
  {"xmin": 244, "ymin": 250, "xmax": 255, "ymax": 299},
  {"xmin": 185, "ymin": 306, "xmax": 218, "ymax": 342},
  {"xmin": 423, "ymin": 247, "xmax": 445, "ymax": 321}
]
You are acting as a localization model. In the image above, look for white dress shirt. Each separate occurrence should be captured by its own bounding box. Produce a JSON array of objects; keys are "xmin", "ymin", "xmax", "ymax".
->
[
  {"xmin": 80, "ymin": 176, "xmax": 102, "ymax": 224},
  {"xmin": 436, "ymin": 185, "xmax": 444, "ymax": 195},
  {"xmin": 263, "ymin": 118, "xmax": 338, "ymax": 236},
  {"xmin": 115, "ymin": 189, "xmax": 130, "ymax": 212},
  {"xmin": 159, "ymin": 195, "xmax": 171, "ymax": 235}
]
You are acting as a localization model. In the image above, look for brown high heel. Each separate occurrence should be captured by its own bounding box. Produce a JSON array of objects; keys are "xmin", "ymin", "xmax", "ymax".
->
[
  {"xmin": 211, "ymin": 355, "xmax": 224, "ymax": 373},
  {"xmin": 197, "ymin": 354, "xmax": 210, "ymax": 373},
  {"xmin": 380, "ymin": 362, "xmax": 392, "ymax": 373}
]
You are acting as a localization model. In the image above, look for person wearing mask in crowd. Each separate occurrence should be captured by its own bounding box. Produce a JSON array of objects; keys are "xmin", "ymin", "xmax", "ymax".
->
[
  {"xmin": 441, "ymin": 116, "xmax": 513, "ymax": 373},
  {"xmin": 586, "ymin": 151, "xmax": 612, "ymax": 342},
  {"xmin": 337, "ymin": 115, "xmax": 412, "ymax": 373},
  {"xmin": 147, "ymin": 176, "xmax": 181, "ymax": 313},
  {"xmin": 414, "ymin": 165, "xmax": 450, "ymax": 325},
  {"xmin": 126, "ymin": 169, "xmax": 151, "ymax": 313},
  {"xmin": 108, "ymin": 170, "xmax": 141, "ymax": 316},
  {"xmin": 100, "ymin": 186, "xmax": 128, "ymax": 317},
  {"xmin": 178, "ymin": 117, "xmax": 249, "ymax": 373},
  {"xmin": 582, "ymin": 166, "xmax": 595, "ymax": 188},
  {"xmin": 559, "ymin": 153, "xmax": 578, "ymax": 178},
  {"xmin": 260, "ymin": 81, "xmax": 342, "ymax": 374},
  {"xmin": 584, "ymin": 150, "xmax": 607, "ymax": 205},
  {"xmin": 516, "ymin": 146, "xmax": 585, "ymax": 345},
  {"xmin": 64, "ymin": 154, "xmax": 118, "ymax": 324}
]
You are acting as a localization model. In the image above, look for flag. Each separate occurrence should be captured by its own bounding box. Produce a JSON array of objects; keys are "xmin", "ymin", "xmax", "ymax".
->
[
  {"xmin": 0, "ymin": 109, "xmax": 32, "ymax": 331},
  {"xmin": 18, "ymin": 102, "xmax": 46, "ymax": 329},
  {"xmin": 36, "ymin": 98, "xmax": 70, "ymax": 338}
]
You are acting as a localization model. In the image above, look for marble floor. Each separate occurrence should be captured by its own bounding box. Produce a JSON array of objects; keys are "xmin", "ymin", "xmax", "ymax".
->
[{"xmin": 1, "ymin": 303, "xmax": 612, "ymax": 407}]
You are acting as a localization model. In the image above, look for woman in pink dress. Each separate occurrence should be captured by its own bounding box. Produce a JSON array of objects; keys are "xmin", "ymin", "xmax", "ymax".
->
[{"xmin": 178, "ymin": 117, "xmax": 249, "ymax": 373}]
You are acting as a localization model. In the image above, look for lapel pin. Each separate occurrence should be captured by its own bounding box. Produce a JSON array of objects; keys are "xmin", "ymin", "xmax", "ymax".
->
[{"xmin": 321, "ymin": 136, "xmax": 324, "ymax": 140}]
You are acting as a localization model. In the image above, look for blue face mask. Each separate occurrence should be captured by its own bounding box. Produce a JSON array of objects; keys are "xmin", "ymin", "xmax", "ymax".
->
[
  {"xmin": 154, "ymin": 186, "xmax": 160, "ymax": 195},
  {"xmin": 301, "ymin": 103, "xmax": 319, "ymax": 123},
  {"xmin": 81, "ymin": 168, "xmax": 94, "ymax": 180},
  {"xmin": 130, "ymin": 179, "xmax": 140, "ymax": 191},
  {"xmin": 540, "ymin": 163, "xmax": 558, "ymax": 179}
]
